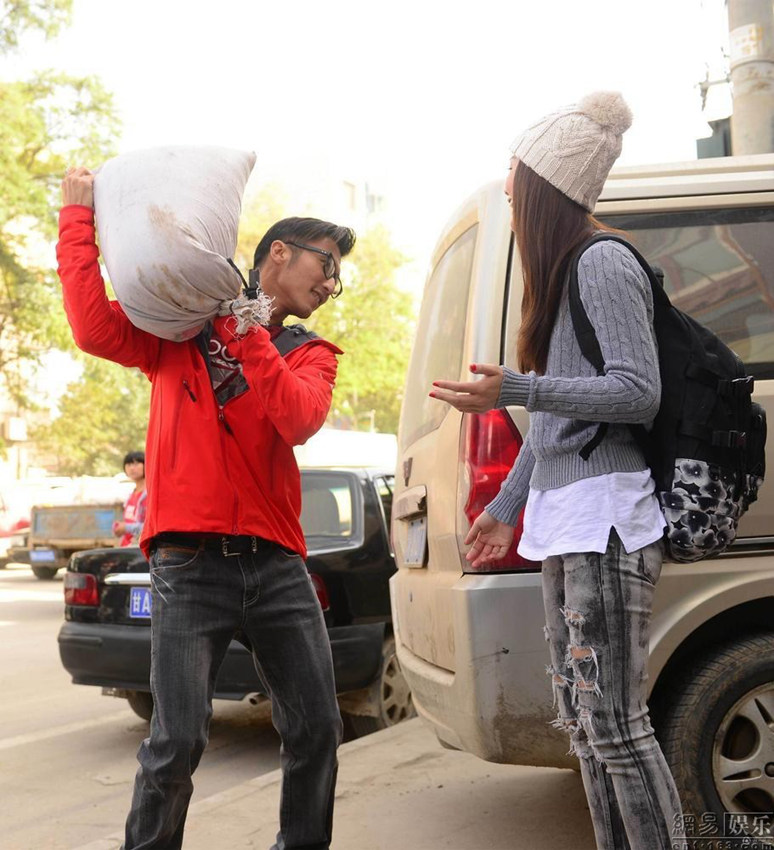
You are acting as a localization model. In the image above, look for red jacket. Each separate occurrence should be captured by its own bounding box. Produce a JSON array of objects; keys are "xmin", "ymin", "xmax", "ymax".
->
[{"xmin": 56, "ymin": 205, "xmax": 342, "ymax": 559}]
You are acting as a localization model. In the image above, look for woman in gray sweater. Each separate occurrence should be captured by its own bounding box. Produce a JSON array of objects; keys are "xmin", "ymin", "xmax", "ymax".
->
[{"xmin": 431, "ymin": 92, "xmax": 683, "ymax": 850}]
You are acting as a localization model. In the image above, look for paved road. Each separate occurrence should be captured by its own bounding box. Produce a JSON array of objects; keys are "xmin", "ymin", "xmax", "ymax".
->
[
  {"xmin": 2, "ymin": 563, "xmax": 597, "ymax": 850},
  {"xmin": 0, "ymin": 564, "xmax": 284, "ymax": 850}
]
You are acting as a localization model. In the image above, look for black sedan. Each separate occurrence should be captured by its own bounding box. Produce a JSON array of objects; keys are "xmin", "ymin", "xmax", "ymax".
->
[{"xmin": 58, "ymin": 467, "xmax": 414, "ymax": 736}]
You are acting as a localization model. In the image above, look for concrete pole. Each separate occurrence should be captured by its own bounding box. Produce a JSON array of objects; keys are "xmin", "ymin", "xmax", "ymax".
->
[{"xmin": 728, "ymin": 0, "xmax": 774, "ymax": 154}]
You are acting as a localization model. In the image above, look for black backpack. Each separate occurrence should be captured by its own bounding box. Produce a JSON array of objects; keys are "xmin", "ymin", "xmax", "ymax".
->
[{"xmin": 567, "ymin": 233, "xmax": 766, "ymax": 563}]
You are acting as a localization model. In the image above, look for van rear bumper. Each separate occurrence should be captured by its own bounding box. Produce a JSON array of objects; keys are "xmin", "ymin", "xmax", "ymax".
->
[{"xmin": 389, "ymin": 570, "xmax": 574, "ymax": 768}]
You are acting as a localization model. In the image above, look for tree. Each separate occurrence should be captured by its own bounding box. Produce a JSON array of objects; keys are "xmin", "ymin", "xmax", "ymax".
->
[
  {"xmin": 1, "ymin": 71, "xmax": 118, "ymax": 404},
  {"xmin": 303, "ymin": 225, "xmax": 415, "ymax": 434},
  {"xmin": 33, "ymin": 357, "xmax": 150, "ymax": 476},
  {"xmin": 237, "ymin": 199, "xmax": 416, "ymax": 435},
  {"xmin": 233, "ymin": 183, "xmax": 290, "ymax": 274},
  {"xmin": 0, "ymin": 0, "xmax": 119, "ymax": 406},
  {"xmin": 0, "ymin": 1, "xmax": 73, "ymax": 51},
  {"xmin": 0, "ymin": 0, "xmax": 120, "ymax": 466}
]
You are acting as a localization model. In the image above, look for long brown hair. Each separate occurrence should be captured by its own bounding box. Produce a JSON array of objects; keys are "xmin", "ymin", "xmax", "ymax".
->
[{"xmin": 513, "ymin": 161, "xmax": 617, "ymax": 374}]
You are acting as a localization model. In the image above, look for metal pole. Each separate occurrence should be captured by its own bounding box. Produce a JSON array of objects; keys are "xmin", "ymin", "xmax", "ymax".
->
[{"xmin": 728, "ymin": 0, "xmax": 774, "ymax": 154}]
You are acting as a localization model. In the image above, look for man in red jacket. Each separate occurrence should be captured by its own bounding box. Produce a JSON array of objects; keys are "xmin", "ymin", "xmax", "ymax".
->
[{"xmin": 58, "ymin": 167, "xmax": 355, "ymax": 850}]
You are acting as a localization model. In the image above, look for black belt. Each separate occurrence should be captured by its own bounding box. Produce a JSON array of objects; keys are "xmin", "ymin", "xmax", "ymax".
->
[{"xmin": 155, "ymin": 532, "xmax": 263, "ymax": 557}]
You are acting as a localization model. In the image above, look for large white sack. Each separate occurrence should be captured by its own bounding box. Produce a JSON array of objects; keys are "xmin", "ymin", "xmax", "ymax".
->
[{"xmin": 94, "ymin": 146, "xmax": 270, "ymax": 342}]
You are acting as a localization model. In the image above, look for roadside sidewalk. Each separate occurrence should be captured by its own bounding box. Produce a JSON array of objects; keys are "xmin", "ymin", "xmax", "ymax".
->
[{"xmin": 75, "ymin": 717, "xmax": 594, "ymax": 850}]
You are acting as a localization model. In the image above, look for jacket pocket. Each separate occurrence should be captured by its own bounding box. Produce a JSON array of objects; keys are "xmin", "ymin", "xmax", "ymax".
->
[{"xmin": 169, "ymin": 378, "xmax": 197, "ymax": 471}]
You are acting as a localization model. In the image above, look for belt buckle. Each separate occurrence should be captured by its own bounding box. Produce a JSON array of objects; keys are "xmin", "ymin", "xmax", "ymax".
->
[
  {"xmin": 221, "ymin": 536, "xmax": 258, "ymax": 557},
  {"xmin": 221, "ymin": 537, "xmax": 239, "ymax": 557}
]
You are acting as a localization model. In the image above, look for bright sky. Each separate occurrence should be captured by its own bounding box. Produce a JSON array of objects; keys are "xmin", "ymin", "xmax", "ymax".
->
[{"xmin": 3, "ymin": 0, "xmax": 731, "ymax": 273}]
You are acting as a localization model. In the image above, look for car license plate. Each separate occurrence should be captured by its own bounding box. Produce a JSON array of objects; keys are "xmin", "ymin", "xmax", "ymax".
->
[
  {"xmin": 405, "ymin": 517, "xmax": 427, "ymax": 568},
  {"xmin": 129, "ymin": 587, "xmax": 152, "ymax": 618},
  {"xmin": 30, "ymin": 548, "xmax": 56, "ymax": 563}
]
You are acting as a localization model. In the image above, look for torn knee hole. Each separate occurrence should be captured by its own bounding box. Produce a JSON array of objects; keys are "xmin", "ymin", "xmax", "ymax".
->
[
  {"xmin": 570, "ymin": 645, "xmax": 594, "ymax": 662},
  {"xmin": 560, "ymin": 606, "xmax": 586, "ymax": 628},
  {"xmin": 546, "ymin": 665, "xmax": 573, "ymax": 707},
  {"xmin": 567, "ymin": 644, "xmax": 600, "ymax": 684},
  {"xmin": 550, "ymin": 715, "xmax": 580, "ymax": 734},
  {"xmin": 576, "ymin": 678, "xmax": 603, "ymax": 699},
  {"xmin": 546, "ymin": 665, "xmax": 572, "ymax": 687}
]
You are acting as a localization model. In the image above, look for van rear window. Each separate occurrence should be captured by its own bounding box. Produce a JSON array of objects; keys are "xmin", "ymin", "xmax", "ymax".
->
[
  {"xmin": 399, "ymin": 225, "xmax": 478, "ymax": 448},
  {"xmin": 603, "ymin": 207, "xmax": 774, "ymax": 379}
]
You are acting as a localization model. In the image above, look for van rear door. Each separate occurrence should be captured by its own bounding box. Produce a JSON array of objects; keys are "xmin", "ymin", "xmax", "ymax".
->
[
  {"xmin": 392, "ymin": 184, "xmax": 515, "ymax": 672},
  {"xmin": 600, "ymin": 199, "xmax": 774, "ymax": 545}
]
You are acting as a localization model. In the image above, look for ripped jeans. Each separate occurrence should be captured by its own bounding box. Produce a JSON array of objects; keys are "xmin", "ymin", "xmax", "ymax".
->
[{"xmin": 542, "ymin": 529, "xmax": 682, "ymax": 850}]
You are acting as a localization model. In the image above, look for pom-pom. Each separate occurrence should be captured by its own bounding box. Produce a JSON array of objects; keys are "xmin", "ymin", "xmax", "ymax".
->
[{"xmin": 577, "ymin": 91, "xmax": 632, "ymax": 135}]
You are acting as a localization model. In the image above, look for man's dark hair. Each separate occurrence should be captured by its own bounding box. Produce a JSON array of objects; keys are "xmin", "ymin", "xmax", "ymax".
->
[
  {"xmin": 123, "ymin": 450, "xmax": 145, "ymax": 467},
  {"xmin": 253, "ymin": 217, "xmax": 356, "ymax": 268}
]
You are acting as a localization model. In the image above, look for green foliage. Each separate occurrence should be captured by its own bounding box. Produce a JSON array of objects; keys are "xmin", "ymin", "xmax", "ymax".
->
[
  {"xmin": 302, "ymin": 225, "xmax": 416, "ymax": 434},
  {"xmin": 233, "ymin": 183, "xmax": 290, "ymax": 275},
  {"xmin": 0, "ymin": 0, "xmax": 73, "ymax": 51},
  {"xmin": 235, "ymin": 195, "xmax": 417, "ymax": 433},
  {"xmin": 0, "ymin": 67, "xmax": 119, "ymax": 403},
  {"xmin": 32, "ymin": 357, "xmax": 150, "ymax": 476}
]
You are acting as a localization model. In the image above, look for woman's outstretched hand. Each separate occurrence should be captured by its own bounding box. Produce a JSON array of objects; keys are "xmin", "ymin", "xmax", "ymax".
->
[
  {"xmin": 429, "ymin": 363, "xmax": 504, "ymax": 413},
  {"xmin": 464, "ymin": 510, "xmax": 514, "ymax": 568}
]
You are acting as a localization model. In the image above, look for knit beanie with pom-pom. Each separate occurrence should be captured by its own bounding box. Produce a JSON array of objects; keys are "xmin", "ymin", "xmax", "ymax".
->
[{"xmin": 509, "ymin": 91, "xmax": 633, "ymax": 211}]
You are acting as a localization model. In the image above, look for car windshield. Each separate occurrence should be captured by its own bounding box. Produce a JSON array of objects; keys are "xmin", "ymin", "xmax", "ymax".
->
[{"xmin": 300, "ymin": 473, "xmax": 357, "ymax": 543}]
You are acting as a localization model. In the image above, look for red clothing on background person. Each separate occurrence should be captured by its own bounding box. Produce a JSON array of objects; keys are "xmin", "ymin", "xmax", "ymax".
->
[
  {"xmin": 56, "ymin": 204, "xmax": 343, "ymax": 559},
  {"xmin": 119, "ymin": 488, "xmax": 147, "ymax": 547}
]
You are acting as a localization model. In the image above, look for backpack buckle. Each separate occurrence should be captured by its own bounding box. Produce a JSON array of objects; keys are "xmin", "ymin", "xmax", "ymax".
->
[
  {"xmin": 245, "ymin": 268, "xmax": 260, "ymax": 301},
  {"xmin": 712, "ymin": 430, "xmax": 747, "ymax": 449},
  {"xmin": 719, "ymin": 376, "xmax": 755, "ymax": 397}
]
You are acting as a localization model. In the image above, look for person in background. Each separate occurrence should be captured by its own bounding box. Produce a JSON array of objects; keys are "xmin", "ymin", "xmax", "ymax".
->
[
  {"xmin": 430, "ymin": 92, "xmax": 683, "ymax": 849},
  {"xmin": 113, "ymin": 450, "xmax": 146, "ymax": 547}
]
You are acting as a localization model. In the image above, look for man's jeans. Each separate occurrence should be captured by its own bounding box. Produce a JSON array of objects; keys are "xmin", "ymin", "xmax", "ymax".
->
[
  {"xmin": 542, "ymin": 530, "xmax": 683, "ymax": 850},
  {"xmin": 123, "ymin": 538, "xmax": 342, "ymax": 850}
]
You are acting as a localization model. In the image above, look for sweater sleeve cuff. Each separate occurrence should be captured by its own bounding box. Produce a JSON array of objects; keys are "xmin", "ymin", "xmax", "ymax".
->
[
  {"xmin": 495, "ymin": 367, "xmax": 531, "ymax": 408},
  {"xmin": 485, "ymin": 487, "xmax": 525, "ymax": 526}
]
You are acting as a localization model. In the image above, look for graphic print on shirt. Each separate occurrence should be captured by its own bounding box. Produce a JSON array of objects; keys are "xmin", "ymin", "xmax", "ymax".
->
[{"xmin": 206, "ymin": 332, "xmax": 249, "ymax": 407}]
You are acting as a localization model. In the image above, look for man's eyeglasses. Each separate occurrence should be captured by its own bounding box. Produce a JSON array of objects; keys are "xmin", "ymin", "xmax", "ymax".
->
[{"xmin": 286, "ymin": 241, "xmax": 343, "ymax": 298}]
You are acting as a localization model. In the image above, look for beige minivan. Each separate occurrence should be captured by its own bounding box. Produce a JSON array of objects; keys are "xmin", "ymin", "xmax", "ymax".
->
[{"xmin": 390, "ymin": 153, "xmax": 774, "ymax": 829}]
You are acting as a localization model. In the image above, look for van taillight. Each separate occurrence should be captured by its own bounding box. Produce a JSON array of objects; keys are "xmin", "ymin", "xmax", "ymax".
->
[
  {"xmin": 309, "ymin": 573, "xmax": 330, "ymax": 611},
  {"xmin": 462, "ymin": 410, "xmax": 539, "ymax": 573},
  {"xmin": 64, "ymin": 572, "xmax": 99, "ymax": 606}
]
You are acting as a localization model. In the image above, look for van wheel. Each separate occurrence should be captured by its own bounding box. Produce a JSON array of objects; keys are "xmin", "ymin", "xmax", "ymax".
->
[
  {"xmin": 31, "ymin": 566, "xmax": 58, "ymax": 580},
  {"xmin": 658, "ymin": 633, "xmax": 774, "ymax": 837},
  {"xmin": 343, "ymin": 636, "xmax": 416, "ymax": 737},
  {"xmin": 126, "ymin": 690, "xmax": 154, "ymax": 722}
]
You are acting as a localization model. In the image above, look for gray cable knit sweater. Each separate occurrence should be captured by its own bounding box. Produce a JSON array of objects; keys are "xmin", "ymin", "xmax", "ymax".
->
[{"xmin": 486, "ymin": 239, "xmax": 660, "ymax": 526}]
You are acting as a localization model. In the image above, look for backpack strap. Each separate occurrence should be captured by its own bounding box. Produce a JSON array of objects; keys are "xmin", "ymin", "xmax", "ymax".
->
[
  {"xmin": 271, "ymin": 323, "xmax": 320, "ymax": 356},
  {"xmin": 195, "ymin": 321, "xmax": 320, "ymax": 364},
  {"xmin": 566, "ymin": 232, "xmax": 661, "ymax": 462},
  {"xmin": 195, "ymin": 321, "xmax": 215, "ymax": 373}
]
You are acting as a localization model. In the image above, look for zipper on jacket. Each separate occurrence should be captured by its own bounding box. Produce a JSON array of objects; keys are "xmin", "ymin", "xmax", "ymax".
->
[
  {"xmin": 218, "ymin": 407, "xmax": 234, "ymax": 435},
  {"xmin": 170, "ymin": 379, "xmax": 198, "ymax": 471},
  {"xmin": 215, "ymin": 405, "xmax": 240, "ymax": 533}
]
